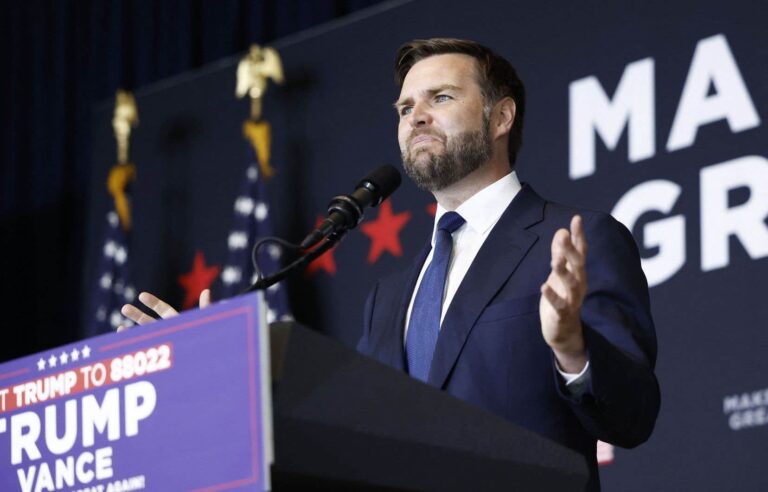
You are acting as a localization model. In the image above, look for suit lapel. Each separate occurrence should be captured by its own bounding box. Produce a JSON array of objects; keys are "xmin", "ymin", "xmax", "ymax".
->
[{"xmin": 427, "ymin": 185, "xmax": 545, "ymax": 388}]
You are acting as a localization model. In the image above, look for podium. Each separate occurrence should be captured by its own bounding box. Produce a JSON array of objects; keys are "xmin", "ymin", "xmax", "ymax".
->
[
  {"xmin": 270, "ymin": 322, "xmax": 588, "ymax": 491},
  {"xmin": 0, "ymin": 294, "xmax": 586, "ymax": 491}
]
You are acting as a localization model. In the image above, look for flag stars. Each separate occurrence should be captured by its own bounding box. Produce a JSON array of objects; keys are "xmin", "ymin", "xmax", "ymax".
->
[
  {"xmin": 37, "ymin": 358, "xmax": 46, "ymax": 371},
  {"xmin": 107, "ymin": 211, "xmax": 119, "ymax": 228},
  {"xmin": 235, "ymin": 197, "xmax": 255, "ymax": 216},
  {"xmin": 48, "ymin": 354, "xmax": 57, "ymax": 368},
  {"xmin": 220, "ymin": 155, "xmax": 290, "ymax": 320},
  {"xmin": 114, "ymin": 246, "xmax": 127, "ymax": 265},
  {"xmin": 110, "ymin": 310, "xmax": 123, "ymax": 328},
  {"xmin": 104, "ymin": 240, "xmax": 117, "ymax": 258},
  {"xmin": 70, "ymin": 348, "xmax": 80, "ymax": 362},
  {"xmin": 247, "ymin": 165, "xmax": 259, "ymax": 182},
  {"xmin": 254, "ymin": 202, "xmax": 268, "ymax": 221},
  {"xmin": 228, "ymin": 231, "xmax": 249, "ymax": 250},
  {"xmin": 59, "ymin": 351, "xmax": 69, "ymax": 365},
  {"xmin": 222, "ymin": 266, "xmax": 242, "ymax": 285},
  {"xmin": 100, "ymin": 273, "xmax": 113, "ymax": 289},
  {"xmin": 82, "ymin": 346, "xmax": 91, "ymax": 359},
  {"xmin": 267, "ymin": 244, "xmax": 281, "ymax": 260},
  {"xmin": 124, "ymin": 285, "xmax": 136, "ymax": 301}
]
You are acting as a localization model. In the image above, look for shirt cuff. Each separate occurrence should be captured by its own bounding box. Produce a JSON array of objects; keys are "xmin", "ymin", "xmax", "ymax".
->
[{"xmin": 556, "ymin": 359, "xmax": 590, "ymax": 386}]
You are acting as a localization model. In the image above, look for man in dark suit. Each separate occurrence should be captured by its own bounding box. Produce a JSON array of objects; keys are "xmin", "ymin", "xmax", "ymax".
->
[
  {"xmin": 119, "ymin": 37, "xmax": 659, "ymax": 490},
  {"xmin": 356, "ymin": 38, "xmax": 660, "ymax": 491}
]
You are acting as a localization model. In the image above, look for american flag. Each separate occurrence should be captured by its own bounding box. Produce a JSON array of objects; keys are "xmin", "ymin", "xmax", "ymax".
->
[
  {"xmin": 86, "ymin": 166, "xmax": 137, "ymax": 335},
  {"xmin": 220, "ymin": 149, "xmax": 292, "ymax": 323}
]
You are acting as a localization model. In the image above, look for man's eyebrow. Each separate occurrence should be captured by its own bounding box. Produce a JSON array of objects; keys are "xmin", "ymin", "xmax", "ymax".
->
[
  {"xmin": 393, "ymin": 84, "xmax": 462, "ymax": 109},
  {"xmin": 393, "ymin": 96, "xmax": 412, "ymax": 110}
]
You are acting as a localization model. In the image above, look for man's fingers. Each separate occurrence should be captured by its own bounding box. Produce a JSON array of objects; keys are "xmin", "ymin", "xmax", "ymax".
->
[
  {"xmin": 199, "ymin": 289, "xmax": 211, "ymax": 309},
  {"xmin": 541, "ymin": 283, "xmax": 567, "ymax": 312},
  {"xmin": 552, "ymin": 233, "xmax": 584, "ymax": 279},
  {"xmin": 138, "ymin": 292, "xmax": 179, "ymax": 319},
  {"xmin": 570, "ymin": 215, "xmax": 587, "ymax": 257},
  {"xmin": 553, "ymin": 258, "xmax": 579, "ymax": 293},
  {"xmin": 551, "ymin": 228, "xmax": 569, "ymax": 259},
  {"xmin": 121, "ymin": 303, "xmax": 156, "ymax": 325}
]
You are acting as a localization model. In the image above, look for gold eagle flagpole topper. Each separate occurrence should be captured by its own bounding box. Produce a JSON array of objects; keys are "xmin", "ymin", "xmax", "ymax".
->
[
  {"xmin": 113, "ymin": 90, "xmax": 139, "ymax": 164},
  {"xmin": 236, "ymin": 45, "xmax": 284, "ymax": 178},
  {"xmin": 109, "ymin": 90, "xmax": 138, "ymax": 230},
  {"xmin": 236, "ymin": 44, "xmax": 284, "ymax": 121}
]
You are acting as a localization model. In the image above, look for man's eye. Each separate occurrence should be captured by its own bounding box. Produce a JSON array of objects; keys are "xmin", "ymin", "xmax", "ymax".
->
[
  {"xmin": 435, "ymin": 94, "xmax": 452, "ymax": 102},
  {"xmin": 400, "ymin": 106, "xmax": 413, "ymax": 116}
]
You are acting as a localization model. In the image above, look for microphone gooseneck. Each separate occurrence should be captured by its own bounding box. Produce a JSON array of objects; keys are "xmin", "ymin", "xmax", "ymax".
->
[{"xmin": 244, "ymin": 164, "xmax": 401, "ymax": 293}]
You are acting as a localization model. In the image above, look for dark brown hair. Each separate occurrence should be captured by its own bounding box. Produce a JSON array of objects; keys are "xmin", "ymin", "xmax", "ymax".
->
[{"xmin": 395, "ymin": 38, "xmax": 526, "ymax": 166}]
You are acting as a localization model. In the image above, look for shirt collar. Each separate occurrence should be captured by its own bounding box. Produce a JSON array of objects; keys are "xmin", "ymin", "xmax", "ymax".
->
[{"xmin": 432, "ymin": 171, "xmax": 522, "ymax": 243}]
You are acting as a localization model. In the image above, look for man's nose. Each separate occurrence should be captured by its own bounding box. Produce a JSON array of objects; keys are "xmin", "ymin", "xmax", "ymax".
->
[{"xmin": 409, "ymin": 102, "xmax": 432, "ymax": 127}]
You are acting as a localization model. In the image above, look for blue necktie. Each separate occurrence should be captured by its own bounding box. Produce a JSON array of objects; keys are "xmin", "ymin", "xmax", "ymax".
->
[{"xmin": 406, "ymin": 211, "xmax": 465, "ymax": 381}]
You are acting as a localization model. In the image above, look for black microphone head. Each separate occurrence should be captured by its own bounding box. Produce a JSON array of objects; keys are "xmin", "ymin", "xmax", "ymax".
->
[{"xmin": 358, "ymin": 164, "xmax": 401, "ymax": 206}]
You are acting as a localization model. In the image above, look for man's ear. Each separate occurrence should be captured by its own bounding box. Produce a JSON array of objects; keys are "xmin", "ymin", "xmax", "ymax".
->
[{"xmin": 493, "ymin": 97, "xmax": 516, "ymax": 138}]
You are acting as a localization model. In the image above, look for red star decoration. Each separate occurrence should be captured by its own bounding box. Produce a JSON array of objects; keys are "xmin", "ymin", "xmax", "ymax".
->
[
  {"xmin": 426, "ymin": 202, "xmax": 437, "ymax": 217},
  {"xmin": 306, "ymin": 216, "xmax": 337, "ymax": 276},
  {"xmin": 177, "ymin": 250, "xmax": 221, "ymax": 309},
  {"xmin": 360, "ymin": 199, "xmax": 412, "ymax": 264}
]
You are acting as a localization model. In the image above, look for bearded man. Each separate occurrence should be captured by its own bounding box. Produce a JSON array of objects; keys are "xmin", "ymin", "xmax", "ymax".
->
[
  {"xmin": 121, "ymin": 37, "xmax": 659, "ymax": 492},
  {"xmin": 356, "ymin": 38, "xmax": 660, "ymax": 491}
]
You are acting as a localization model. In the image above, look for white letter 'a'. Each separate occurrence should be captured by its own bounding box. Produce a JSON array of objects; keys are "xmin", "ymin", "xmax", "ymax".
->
[
  {"xmin": 667, "ymin": 34, "xmax": 760, "ymax": 152},
  {"xmin": 569, "ymin": 58, "xmax": 655, "ymax": 179}
]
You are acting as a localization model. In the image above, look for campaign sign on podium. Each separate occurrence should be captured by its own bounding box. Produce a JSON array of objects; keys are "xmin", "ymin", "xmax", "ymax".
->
[{"xmin": 0, "ymin": 292, "xmax": 272, "ymax": 492}]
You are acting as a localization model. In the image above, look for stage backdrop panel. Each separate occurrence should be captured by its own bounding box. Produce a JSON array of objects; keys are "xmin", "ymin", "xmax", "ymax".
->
[{"xmin": 85, "ymin": 0, "xmax": 767, "ymax": 490}]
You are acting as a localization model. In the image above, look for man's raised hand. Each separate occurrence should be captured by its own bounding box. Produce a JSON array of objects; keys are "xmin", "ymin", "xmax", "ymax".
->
[
  {"xmin": 116, "ymin": 289, "xmax": 211, "ymax": 332},
  {"xmin": 539, "ymin": 215, "xmax": 589, "ymax": 373}
]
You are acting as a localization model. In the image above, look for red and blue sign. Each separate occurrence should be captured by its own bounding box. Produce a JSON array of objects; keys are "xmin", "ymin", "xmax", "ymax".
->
[{"xmin": 0, "ymin": 293, "xmax": 271, "ymax": 491}]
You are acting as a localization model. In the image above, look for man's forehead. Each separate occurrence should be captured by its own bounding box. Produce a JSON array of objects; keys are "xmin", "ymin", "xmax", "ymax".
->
[
  {"xmin": 398, "ymin": 53, "xmax": 481, "ymax": 96},
  {"xmin": 406, "ymin": 53, "xmax": 479, "ymax": 80}
]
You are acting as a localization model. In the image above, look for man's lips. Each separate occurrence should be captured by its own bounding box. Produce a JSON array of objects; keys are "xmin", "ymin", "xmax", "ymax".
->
[{"xmin": 410, "ymin": 134, "xmax": 441, "ymax": 147}]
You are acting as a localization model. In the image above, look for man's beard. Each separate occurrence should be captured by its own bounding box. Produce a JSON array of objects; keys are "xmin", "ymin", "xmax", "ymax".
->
[{"xmin": 401, "ymin": 116, "xmax": 492, "ymax": 192}]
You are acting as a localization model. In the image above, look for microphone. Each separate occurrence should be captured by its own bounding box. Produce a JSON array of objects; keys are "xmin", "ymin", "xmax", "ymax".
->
[{"xmin": 300, "ymin": 164, "xmax": 401, "ymax": 249}]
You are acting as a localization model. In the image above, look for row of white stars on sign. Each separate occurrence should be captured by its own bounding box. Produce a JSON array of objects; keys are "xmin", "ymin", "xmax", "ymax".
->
[{"xmin": 37, "ymin": 345, "xmax": 92, "ymax": 371}]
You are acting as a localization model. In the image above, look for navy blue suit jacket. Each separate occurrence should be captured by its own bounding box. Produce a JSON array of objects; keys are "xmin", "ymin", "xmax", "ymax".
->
[{"xmin": 357, "ymin": 185, "xmax": 660, "ymax": 490}]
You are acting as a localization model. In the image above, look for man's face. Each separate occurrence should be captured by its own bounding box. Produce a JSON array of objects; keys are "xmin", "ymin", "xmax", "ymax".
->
[{"xmin": 395, "ymin": 54, "xmax": 492, "ymax": 192}]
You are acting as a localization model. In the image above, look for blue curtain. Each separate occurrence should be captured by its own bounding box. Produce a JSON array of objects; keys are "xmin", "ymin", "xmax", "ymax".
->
[{"xmin": 0, "ymin": 0, "xmax": 387, "ymax": 362}]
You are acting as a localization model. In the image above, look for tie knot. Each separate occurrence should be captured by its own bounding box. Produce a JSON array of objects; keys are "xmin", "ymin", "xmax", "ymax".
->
[{"xmin": 437, "ymin": 211, "xmax": 465, "ymax": 234}]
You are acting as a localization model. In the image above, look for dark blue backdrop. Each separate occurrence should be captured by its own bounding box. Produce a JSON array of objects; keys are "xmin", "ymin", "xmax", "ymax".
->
[
  {"xmin": 8, "ymin": 0, "xmax": 768, "ymax": 490},
  {"xmin": 88, "ymin": 0, "xmax": 768, "ymax": 489},
  {"xmin": 0, "ymin": 0, "xmax": 387, "ymax": 362}
]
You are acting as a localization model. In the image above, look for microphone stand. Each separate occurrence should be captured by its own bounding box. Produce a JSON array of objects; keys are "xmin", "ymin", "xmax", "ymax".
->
[{"xmin": 242, "ymin": 231, "xmax": 343, "ymax": 293}]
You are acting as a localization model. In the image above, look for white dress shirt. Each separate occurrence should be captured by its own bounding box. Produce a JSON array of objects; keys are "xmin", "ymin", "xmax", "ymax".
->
[{"xmin": 404, "ymin": 171, "xmax": 589, "ymax": 384}]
